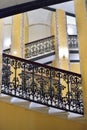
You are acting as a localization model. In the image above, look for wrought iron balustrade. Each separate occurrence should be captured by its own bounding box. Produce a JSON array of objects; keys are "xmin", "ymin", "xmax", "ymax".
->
[
  {"xmin": 1, "ymin": 53, "xmax": 83, "ymax": 115},
  {"xmin": 25, "ymin": 35, "xmax": 55, "ymax": 59},
  {"xmin": 68, "ymin": 35, "xmax": 78, "ymax": 49},
  {"xmin": 3, "ymin": 48, "xmax": 10, "ymax": 54}
]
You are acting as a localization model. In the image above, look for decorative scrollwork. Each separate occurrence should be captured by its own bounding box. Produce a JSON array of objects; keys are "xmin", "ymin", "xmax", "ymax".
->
[
  {"xmin": 68, "ymin": 35, "xmax": 78, "ymax": 49},
  {"xmin": 1, "ymin": 53, "xmax": 83, "ymax": 115},
  {"xmin": 25, "ymin": 36, "xmax": 55, "ymax": 59},
  {"xmin": 3, "ymin": 48, "xmax": 10, "ymax": 54}
]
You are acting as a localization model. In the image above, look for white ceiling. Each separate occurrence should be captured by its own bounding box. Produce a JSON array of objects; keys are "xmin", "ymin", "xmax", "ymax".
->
[
  {"xmin": 0, "ymin": 0, "xmax": 74, "ymax": 14},
  {"xmin": 0, "ymin": 0, "xmax": 34, "ymax": 9},
  {"xmin": 49, "ymin": 1, "xmax": 75, "ymax": 14},
  {"xmin": 2, "ymin": 1, "xmax": 75, "ymax": 26},
  {"xmin": 27, "ymin": 9, "xmax": 52, "ymax": 25}
]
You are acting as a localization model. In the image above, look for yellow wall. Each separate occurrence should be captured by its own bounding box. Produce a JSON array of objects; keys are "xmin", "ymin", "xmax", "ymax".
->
[
  {"xmin": 0, "ymin": 101, "xmax": 85, "ymax": 130},
  {"xmin": 0, "ymin": 19, "xmax": 3, "ymax": 91},
  {"xmin": 74, "ymin": 0, "xmax": 87, "ymax": 124},
  {"xmin": 24, "ymin": 13, "xmax": 28, "ymax": 44},
  {"xmin": 57, "ymin": 10, "xmax": 69, "ymax": 70},
  {"xmin": 51, "ymin": 12, "xmax": 59, "ymax": 68},
  {"xmin": 24, "ymin": 13, "xmax": 28, "ymax": 58},
  {"xmin": 11, "ymin": 14, "xmax": 22, "ymax": 57},
  {"xmin": 0, "ymin": 4, "xmax": 86, "ymax": 130},
  {"xmin": 10, "ymin": 14, "xmax": 22, "ymax": 82},
  {"xmin": 70, "ymin": 63, "xmax": 81, "ymax": 74}
]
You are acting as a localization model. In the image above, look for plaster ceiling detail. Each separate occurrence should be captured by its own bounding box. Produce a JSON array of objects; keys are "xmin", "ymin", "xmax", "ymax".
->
[
  {"xmin": 27, "ymin": 9, "xmax": 52, "ymax": 26},
  {"xmin": 49, "ymin": 1, "xmax": 75, "ymax": 14}
]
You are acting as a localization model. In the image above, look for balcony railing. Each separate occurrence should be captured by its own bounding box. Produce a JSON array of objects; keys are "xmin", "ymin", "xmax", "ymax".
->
[
  {"xmin": 3, "ymin": 35, "xmax": 79, "ymax": 61},
  {"xmin": 3, "ymin": 48, "xmax": 10, "ymax": 54},
  {"xmin": 1, "ymin": 53, "xmax": 83, "ymax": 115},
  {"xmin": 25, "ymin": 36, "xmax": 55, "ymax": 59},
  {"xmin": 68, "ymin": 35, "xmax": 78, "ymax": 49}
]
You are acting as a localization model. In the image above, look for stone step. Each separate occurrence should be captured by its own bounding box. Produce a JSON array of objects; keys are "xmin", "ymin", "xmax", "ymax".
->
[
  {"xmin": 68, "ymin": 112, "xmax": 83, "ymax": 119},
  {"xmin": 48, "ymin": 107, "xmax": 84, "ymax": 119},
  {"xmin": 49, "ymin": 107, "xmax": 65, "ymax": 114},
  {"xmin": 11, "ymin": 97, "xmax": 30, "ymax": 108},
  {"xmin": 0, "ymin": 94, "xmax": 84, "ymax": 120},
  {"xmin": 0, "ymin": 94, "xmax": 12, "ymax": 103},
  {"xmin": 29, "ymin": 102, "xmax": 49, "ymax": 113},
  {"xmin": 29, "ymin": 102, "xmax": 47, "ymax": 108},
  {"xmin": 48, "ymin": 107, "xmax": 68, "ymax": 118}
]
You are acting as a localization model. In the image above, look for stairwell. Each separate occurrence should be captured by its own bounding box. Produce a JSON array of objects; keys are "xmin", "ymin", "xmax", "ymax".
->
[
  {"xmin": 0, "ymin": 94, "xmax": 84, "ymax": 120},
  {"xmin": 1, "ymin": 52, "xmax": 84, "ymax": 115},
  {"xmin": 0, "ymin": 36, "xmax": 85, "ymax": 130}
]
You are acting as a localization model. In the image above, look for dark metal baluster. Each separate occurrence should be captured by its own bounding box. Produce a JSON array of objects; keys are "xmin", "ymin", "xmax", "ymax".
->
[
  {"xmin": 67, "ymin": 74, "xmax": 70, "ymax": 111},
  {"xmin": 6, "ymin": 57, "xmax": 9, "ymax": 92},
  {"xmin": 32, "ymin": 64, "xmax": 34, "ymax": 100},
  {"xmin": 58, "ymin": 72, "xmax": 61, "ymax": 106},
  {"xmin": 22, "ymin": 63, "xmax": 26, "ymax": 95},
  {"xmin": 49, "ymin": 68, "xmax": 52, "ymax": 105},
  {"xmin": 39, "ymin": 67, "xmax": 44, "ymax": 102},
  {"xmin": 14, "ymin": 60, "xmax": 17, "ymax": 95},
  {"xmin": 75, "ymin": 76, "xmax": 79, "ymax": 112}
]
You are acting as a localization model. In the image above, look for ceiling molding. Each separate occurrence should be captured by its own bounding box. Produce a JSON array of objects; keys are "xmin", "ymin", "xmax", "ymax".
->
[
  {"xmin": 0, "ymin": 0, "xmax": 72, "ymax": 18},
  {"xmin": 66, "ymin": 12, "xmax": 75, "ymax": 17},
  {"xmin": 43, "ymin": 6, "xmax": 75, "ymax": 17},
  {"xmin": 43, "ymin": 7, "xmax": 56, "ymax": 12},
  {"xmin": 29, "ymin": 23, "xmax": 51, "ymax": 27}
]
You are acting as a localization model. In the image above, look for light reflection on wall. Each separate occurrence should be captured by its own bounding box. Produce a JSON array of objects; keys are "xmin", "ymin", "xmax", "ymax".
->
[
  {"xmin": 59, "ymin": 47, "xmax": 69, "ymax": 59},
  {"xmin": 67, "ymin": 15, "xmax": 77, "ymax": 35},
  {"xmin": 3, "ymin": 16, "xmax": 12, "ymax": 50},
  {"xmin": 3, "ymin": 38, "xmax": 11, "ymax": 50},
  {"xmin": 3, "ymin": 25, "xmax": 12, "ymax": 50},
  {"xmin": 67, "ymin": 24, "xmax": 77, "ymax": 35}
]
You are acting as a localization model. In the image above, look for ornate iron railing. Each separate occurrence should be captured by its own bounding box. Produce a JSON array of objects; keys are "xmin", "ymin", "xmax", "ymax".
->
[
  {"xmin": 1, "ymin": 53, "xmax": 83, "ymax": 115},
  {"xmin": 68, "ymin": 35, "xmax": 78, "ymax": 49},
  {"xmin": 3, "ymin": 48, "xmax": 10, "ymax": 54},
  {"xmin": 25, "ymin": 35, "xmax": 55, "ymax": 59}
]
